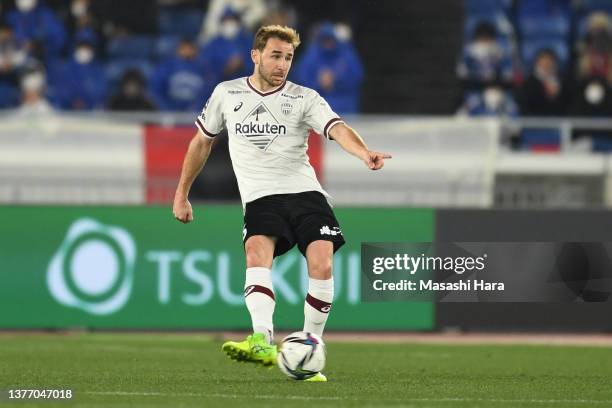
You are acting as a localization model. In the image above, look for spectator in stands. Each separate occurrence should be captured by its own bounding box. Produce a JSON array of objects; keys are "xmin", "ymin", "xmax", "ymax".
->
[
  {"xmin": 199, "ymin": 8, "xmax": 252, "ymax": 81},
  {"xmin": 107, "ymin": 68, "xmax": 156, "ymax": 111},
  {"xmin": 51, "ymin": 40, "xmax": 106, "ymax": 110},
  {"xmin": 151, "ymin": 38, "xmax": 214, "ymax": 111},
  {"xmin": 457, "ymin": 22, "xmax": 514, "ymax": 90},
  {"xmin": 18, "ymin": 65, "xmax": 53, "ymax": 114},
  {"xmin": 519, "ymin": 48, "xmax": 569, "ymax": 116},
  {"xmin": 67, "ymin": 0, "xmax": 102, "ymax": 54},
  {"xmin": 295, "ymin": 22, "xmax": 364, "ymax": 114},
  {"xmin": 457, "ymin": 85, "xmax": 518, "ymax": 117},
  {"xmin": 199, "ymin": 0, "xmax": 266, "ymax": 43},
  {"xmin": 570, "ymin": 76, "xmax": 612, "ymax": 117},
  {"xmin": 577, "ymin": 12, "xmax": 612, "ymax": 85},
  {"xmin": 0, "ymin": 23, "xmax": 29, "ymax": 108},
  {"xmin": 5, "ymin": 0, "xmax": 67, "ymax": 61}
]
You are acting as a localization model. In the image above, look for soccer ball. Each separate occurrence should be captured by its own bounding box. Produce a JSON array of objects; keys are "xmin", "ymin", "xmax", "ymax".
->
[{"xmin": 278, "ymin": 331, "xmax": 326, "ymax": 380}]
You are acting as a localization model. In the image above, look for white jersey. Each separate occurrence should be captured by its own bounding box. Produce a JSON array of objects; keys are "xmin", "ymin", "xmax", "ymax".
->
[{"xmin": 195, "ymin": 77, "xmax": 343, "ymax": 206}]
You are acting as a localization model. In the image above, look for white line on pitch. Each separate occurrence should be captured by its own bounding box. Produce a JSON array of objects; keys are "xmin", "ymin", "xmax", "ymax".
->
[{"xmin": 84, "ymin": 391, "xmax": 612, "ymax": 404}]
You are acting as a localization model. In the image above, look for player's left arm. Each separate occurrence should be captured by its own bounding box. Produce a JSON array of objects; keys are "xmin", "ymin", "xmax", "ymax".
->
[{"xmin": 328, "ymin": 123, "xmax": 392, "ymax": 170}]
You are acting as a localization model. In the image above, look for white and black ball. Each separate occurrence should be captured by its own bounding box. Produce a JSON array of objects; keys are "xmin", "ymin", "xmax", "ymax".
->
[{"xmin": 278, "ymin": 331, "xmax": 326, "ymax": 380}]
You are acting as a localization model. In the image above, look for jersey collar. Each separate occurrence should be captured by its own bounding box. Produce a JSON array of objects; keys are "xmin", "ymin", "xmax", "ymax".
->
[{"xmin": 246, "ymin": 77, "xmax": 286, "ymax": 96}]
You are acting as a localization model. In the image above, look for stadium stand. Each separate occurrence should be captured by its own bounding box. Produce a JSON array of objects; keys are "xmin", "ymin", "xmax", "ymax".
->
[{"xmin": 2, "ymin": 0, "xmax": 612, "ymax": 151}]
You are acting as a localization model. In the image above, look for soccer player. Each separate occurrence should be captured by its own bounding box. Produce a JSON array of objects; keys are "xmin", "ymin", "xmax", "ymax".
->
[{"xmin": 172, "ymin": 25, "xmax": 390, "ymax": 382}]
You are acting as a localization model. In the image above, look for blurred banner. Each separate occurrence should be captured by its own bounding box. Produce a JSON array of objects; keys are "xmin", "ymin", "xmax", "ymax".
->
[{"xmin": 0, "ymin": 206, "xmax": 434, "ymax": 330}]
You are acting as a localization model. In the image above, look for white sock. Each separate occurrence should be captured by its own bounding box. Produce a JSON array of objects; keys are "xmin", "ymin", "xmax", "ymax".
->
[
  {"xmin": 303, "ymin": 277, "xmax": 334, "ymax": 337},
  {"xmin": 244, "ymin": 267, "xmax": 275, "ymax": 344}
]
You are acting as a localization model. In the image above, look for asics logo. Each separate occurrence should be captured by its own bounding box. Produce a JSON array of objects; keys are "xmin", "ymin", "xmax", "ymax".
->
[
  {"xmin": 234, "ymin": 102, "xmax": 243, "ymax": 112},
  {"xmin": 244, "ymin": 285, "xmax": 255, "ymax": 296},
  {"xmin": 321, "ymin": 305, "xmax": 331, "ymax": 313}
]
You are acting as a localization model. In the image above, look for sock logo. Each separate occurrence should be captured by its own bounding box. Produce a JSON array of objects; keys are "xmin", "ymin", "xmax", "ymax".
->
[
  {"xmin": 306, "ymin": 293, "xmax": 332, "ymax": 313},
  {"xmin": 243, "ymin": 284, "xmax": 275, "ymax": 300}
]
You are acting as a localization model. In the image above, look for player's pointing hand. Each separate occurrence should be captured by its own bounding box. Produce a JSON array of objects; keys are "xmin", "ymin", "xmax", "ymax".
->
[{"xmin": 364, "ymin": 151, "xmax": 392, "ymax": 170}]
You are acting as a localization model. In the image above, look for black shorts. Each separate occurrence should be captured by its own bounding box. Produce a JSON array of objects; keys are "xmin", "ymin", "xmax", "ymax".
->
[{"xmin": 243, "ymin": 191, "xmax": 345, "ymax": 258}]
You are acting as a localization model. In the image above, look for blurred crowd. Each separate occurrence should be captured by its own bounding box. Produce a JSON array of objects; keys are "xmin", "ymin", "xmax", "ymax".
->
[
  {"xmin": 457, "ymin": 0, "xmax": 612, "ymax": 119},
  {"xmin": 0, "ymin": 0, "xmax": 363, "ymax": 114}
]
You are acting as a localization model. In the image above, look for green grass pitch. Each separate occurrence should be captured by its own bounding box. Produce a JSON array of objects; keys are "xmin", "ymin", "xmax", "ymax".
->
[{"xmin": 1, "ymin": 333, "xmax": 611, "ymax": 407}]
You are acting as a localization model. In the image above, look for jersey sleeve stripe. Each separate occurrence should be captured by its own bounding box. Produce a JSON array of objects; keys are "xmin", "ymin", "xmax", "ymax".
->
[
  {"xmin": 324, "ymin": 117, "xmax": 343, "ymax": 140},
  {"xmin": 195, "ymin": 118, "xmax": 218, "ymax": 138}
]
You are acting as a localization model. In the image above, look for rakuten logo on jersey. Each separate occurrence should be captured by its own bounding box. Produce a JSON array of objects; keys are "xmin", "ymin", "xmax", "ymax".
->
[
  {"xmin": 236, "ymin": 101, "xmax": 286, "ymax": 151},
  {"xmin": 235, "ymin": 122, "xmax": 287, "ymax": 135}
]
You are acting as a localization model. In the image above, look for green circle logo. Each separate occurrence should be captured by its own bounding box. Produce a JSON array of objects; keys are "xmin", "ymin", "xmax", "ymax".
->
[{"xmin": 47, "ymin": 218, "xmax": 136, "ymax": 315}]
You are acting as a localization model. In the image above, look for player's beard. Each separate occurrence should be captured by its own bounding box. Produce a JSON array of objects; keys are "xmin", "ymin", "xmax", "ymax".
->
[{"xmin": 258, "ymin": 63, "xmax": 285, "ymax": 88}]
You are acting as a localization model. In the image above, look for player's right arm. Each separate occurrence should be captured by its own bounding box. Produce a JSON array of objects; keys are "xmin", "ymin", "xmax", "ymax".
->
[
  {"xmin": 172, "ymin": 131, "xmax": 214, "ymax": 223},
  {"xmin": 174, "ymin": 84, "xmax": 226, "ymax": 223}
]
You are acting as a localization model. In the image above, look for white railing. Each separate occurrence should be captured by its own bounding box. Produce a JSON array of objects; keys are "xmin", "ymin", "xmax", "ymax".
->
[{"xmin": 1, "ymin": 111, "xmax": 612, "ymax": 208}]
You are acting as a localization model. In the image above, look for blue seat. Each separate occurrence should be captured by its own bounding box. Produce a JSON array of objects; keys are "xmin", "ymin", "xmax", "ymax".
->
[
  {"xmin": 521, "ymin": 39, "xmax": 569, "ymax": 71},
  {"xmin": 581, "ymin": 0, "xmax": 612, "ymax": 13},
  {"xmin": 519, "ymin": 15, "xmax": 570, "ymax": 39},
  {"xmin": 518, "ymin": 0, "xmax": 571, "ymax": 18},
  {"xmin": 592, "ymin": 135, "xmax": 612, "ymax": 152},
  {"xmin": 521, "ymin": 128, "xmax": 561, "ymax": 149},
  {"xmin": 105, "ymin": 59, "xmax": 153, "ymax": 87},
  {"xmin": 107, "ymin": 36, "xmax": 156, "ymax": 60},
  {"xmin": 158, "ymin": 8, "xmax": 204, "ymax": 37},
  {"xmin": 466, "ymin": 0, "xmax": 512, "ymax": 17},
  {"xmin": 464, "ymin": 13, "xmax": 516, "ymax": 44},
  {"xmin": 0, "ymin": 83, "xmax": 19, "ymax": 108},
  {"xmin": 155, "ymin": 36, "xmax": 181, "ymax": 60}
]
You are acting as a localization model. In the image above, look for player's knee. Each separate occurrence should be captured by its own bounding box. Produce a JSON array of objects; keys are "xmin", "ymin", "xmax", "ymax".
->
[
  {"xmin": 309, "ymin": 258, "xmax": 333, "ymax": 280},
  {"xmin": 245, "ymin": 241, "xmax": 273, "ymax": 268}
]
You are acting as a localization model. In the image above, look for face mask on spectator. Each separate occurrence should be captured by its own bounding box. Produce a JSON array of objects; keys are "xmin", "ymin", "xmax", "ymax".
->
[
  {"xmin": 22, "ymin": 71, "xmax": 44, "ymax": 92},
  {"xmin": 220, "ymin": 20, "xmax": 240, "ymax": 39},
  {"xmin": 334, "ymin": 24, "xmax": 352, "ymax": 42},
  {"xmin": 585, "ymin": 81, "xmax": 605, "ymax": 105},
  {"xmin": 74, "ymin": 47, "xmax": 94, "ymax": 64},
  {"xmin": 471, "ymin": 42, "xmax": 497, "ymax": 60},
  {"xmin": 483, "ymin": 87, "xmax": 503, "ymax": 111},
  {"xmin": 71, "ymin": 1, "xmax": 88, "ymax": 18},
  {"xmin": 16, "ymin": 0, "xmax": 37, "ymax": 12}
]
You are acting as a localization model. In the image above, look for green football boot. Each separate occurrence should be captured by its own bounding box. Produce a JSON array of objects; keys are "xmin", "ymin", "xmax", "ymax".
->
[
  {"xmin": 222, "ymin": 333, "xmax": 277, "ymax": 366},
  {"xmin": 304, "ymin": 372, "xmax": 327, "ymax": 382}
]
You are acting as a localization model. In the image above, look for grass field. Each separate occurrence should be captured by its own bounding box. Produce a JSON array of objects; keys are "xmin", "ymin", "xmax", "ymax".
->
[{"xmin": 1, "ymin": 333, "xmax": 611, "ymax": 407}]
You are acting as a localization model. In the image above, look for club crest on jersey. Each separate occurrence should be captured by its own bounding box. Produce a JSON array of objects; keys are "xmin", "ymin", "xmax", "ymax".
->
[
  {"xmin": 235, "ymin": 102, "xmax": 287, "ymax": 151},
  {"xmin": 281, "ymin": 102, "xmax": 293, "ymax": 115},
  {"xmin": 199, "ymin": 97, "xmax": 211, "ymax": 121}
]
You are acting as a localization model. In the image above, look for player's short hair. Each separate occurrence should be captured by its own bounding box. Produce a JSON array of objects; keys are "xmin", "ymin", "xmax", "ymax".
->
[{"xmin": 253, "ymin": 25, "xmax": 301, "ymax": 51}]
